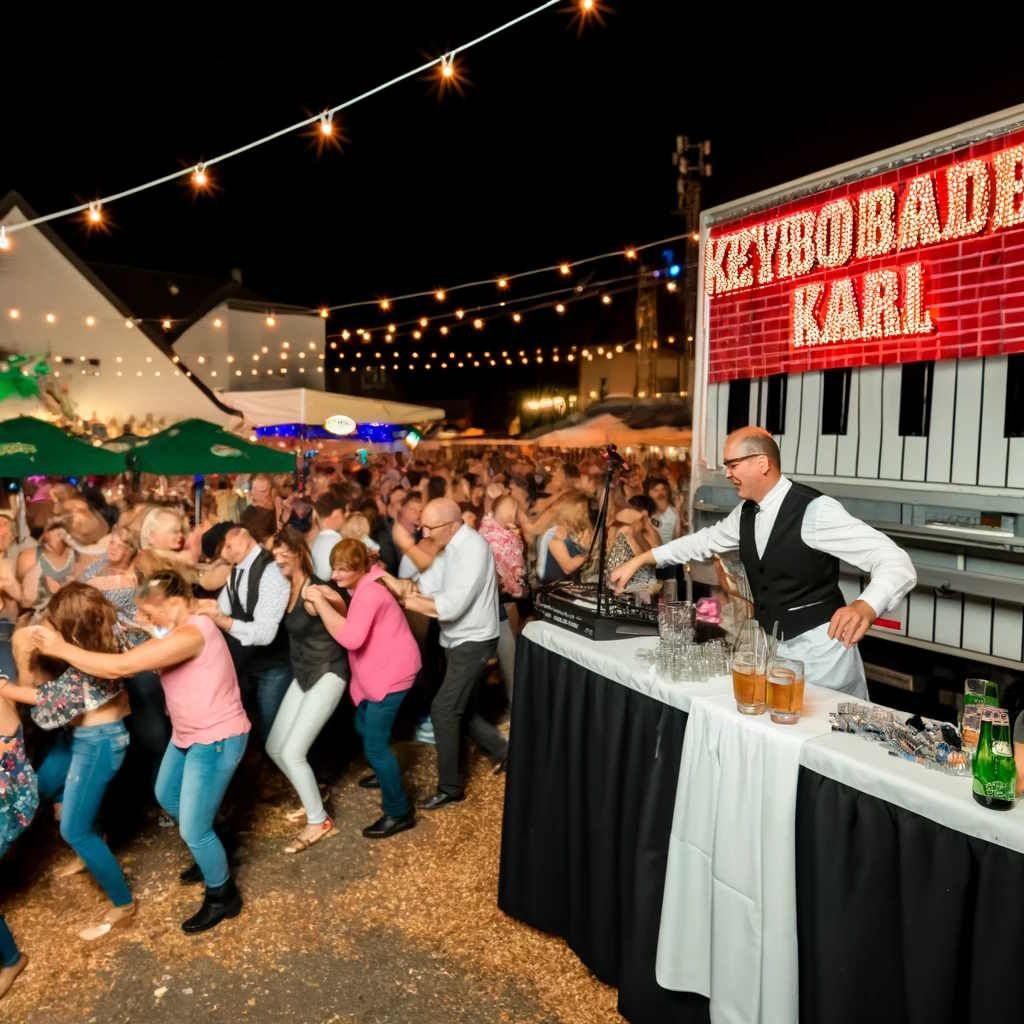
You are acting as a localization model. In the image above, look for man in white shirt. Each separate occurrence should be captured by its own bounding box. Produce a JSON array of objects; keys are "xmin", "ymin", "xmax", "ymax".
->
[
  {"xmin": 197, "ymin": 525, "xmax": 291, "ymax": 742},
  {"xmin": 310, "ymin": 493, "xmax": 346, "ymax": 581},
  {"xmin": 398, "ymin": 498, "xmax": 507, "ymax": 808},
  {"xmin": 610, "ymin": 427, "xmax": 917, "ymax": 697}
]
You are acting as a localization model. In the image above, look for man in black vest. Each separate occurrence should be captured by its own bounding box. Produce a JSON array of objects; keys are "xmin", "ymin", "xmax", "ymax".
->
[
  {"xmin": 197, "ymin": 525, "xmax": 291, "ymax": 743},
  {"xmin": 610, "ymin": 427, "xmax": 916, "ymax": 695}
]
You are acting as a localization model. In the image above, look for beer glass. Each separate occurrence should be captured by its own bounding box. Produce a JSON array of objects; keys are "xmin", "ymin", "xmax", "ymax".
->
[
  {"xmin": 767, "ymin": 656, "xmax": 806, "ymax": 725},
  {"xmin": 732, "ymin": 620, "xmax": 767, "ymax": 715}
]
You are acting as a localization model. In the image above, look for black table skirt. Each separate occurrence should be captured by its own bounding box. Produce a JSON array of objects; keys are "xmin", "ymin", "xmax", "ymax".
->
[
  {"xmin": 796, "ymin": 768, "xmax": 1024, "ymax": 1024},
  {"xmin": 498, "ymin": 636, "xmax": 709, "ymax": 1024}
]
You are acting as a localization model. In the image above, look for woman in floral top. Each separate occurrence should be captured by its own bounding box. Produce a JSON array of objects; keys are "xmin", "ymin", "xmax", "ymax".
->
[
  {"xmin": 1, "ymin": 583, "xmax": 135, "ymax": 943},
  {"xmin": 0, "ymin": 678, "xmax": 36, "ymax": 1000}
]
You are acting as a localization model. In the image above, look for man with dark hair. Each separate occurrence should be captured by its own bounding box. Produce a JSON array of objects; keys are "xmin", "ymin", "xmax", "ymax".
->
[
  {"xmin": 311, "ymin": 492, "xmax": 346, "ymax": 580},
  {"xmin": 197, "ymin": 525, "xmax": 291, "ymax": 743},
  {"xmin": 329, "ymin": 481, "xmax": 362, "ymax": 513},
  {"xmin": 427, "ymin": 476, "xmax": 447, "ymax": 502},
  {"xmin": 611, "ymin": 426, "xmax": 916, "ymax": 696},
  {"xmin": 373, "ymin": 487, "xmax": 406, "ymax": 575}
]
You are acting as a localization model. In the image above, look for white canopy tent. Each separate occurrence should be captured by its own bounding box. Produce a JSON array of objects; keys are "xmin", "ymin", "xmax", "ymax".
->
[
  {"xmin": 534, "ymin": 413, "xmax": 691, "ymax": 451},
  {"xmin": 217, "ymin": 387, "xmax": 444, "ymax": 429}
]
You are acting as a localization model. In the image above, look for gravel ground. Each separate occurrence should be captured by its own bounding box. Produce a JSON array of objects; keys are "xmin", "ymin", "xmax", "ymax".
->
[{"xmin": 0, "ymin": 738, "xmax": 621, "ymax": 1024}]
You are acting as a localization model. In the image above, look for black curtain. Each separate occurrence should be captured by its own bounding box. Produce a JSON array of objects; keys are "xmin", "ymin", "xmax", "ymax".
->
[
  {"xmin": 499, "ymin": 636, "xmax": 709, "ymax": 1024},
  {"xmin": 796, "ymin": 767, "xmax": 1024, "ymax": 1024}
]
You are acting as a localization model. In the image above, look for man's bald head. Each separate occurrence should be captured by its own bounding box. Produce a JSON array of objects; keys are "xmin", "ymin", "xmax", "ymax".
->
[
  {"xmin": 422, "ymin": 497, "xmax": 461, "ymax": 527},
  {"xmin": 725, "ymin": 427, "xmax": 781, "ymax": 469},
  {"xmin": 421, "ymin": 497, "xmax": 463, "ymax": 549},
  {"xmin": 722, "ymin": 426, "xmax": 782, "ymax": 503}
]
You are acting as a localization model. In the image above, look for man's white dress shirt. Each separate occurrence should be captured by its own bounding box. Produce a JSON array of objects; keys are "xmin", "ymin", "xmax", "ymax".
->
[
  {"xmin": 217, "ymin": 543, "xmax": 290, "ymax": 647},
  {"xmin": 651, "ymin": 476, "xmax": 916, "ymax": 696}
]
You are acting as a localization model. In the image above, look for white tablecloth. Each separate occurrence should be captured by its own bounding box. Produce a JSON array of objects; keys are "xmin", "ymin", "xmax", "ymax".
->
[
  {"xmin": 522, "ymin": 620, "xmax": 1024, "ymax": 1024},
  {"xmin": 521, "ymin": 619, "xmax": 732, "ymax": 711},
  {"xmin": 655, "ymin": 684, "xmax": 838, "ymax": 1024},
  {"xmin": 800, "ymin": 730, "xmax": 1024, "ymax": 855}
]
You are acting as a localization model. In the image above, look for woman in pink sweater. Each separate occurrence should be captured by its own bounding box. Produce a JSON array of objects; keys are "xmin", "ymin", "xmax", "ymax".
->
[
  {"xmin": 304, "ymin": 538, "xmax": 420, "ymax": 840},
  {"xmin": 30, "ymin": 570, "xmax": 250, "ymax": 935}
]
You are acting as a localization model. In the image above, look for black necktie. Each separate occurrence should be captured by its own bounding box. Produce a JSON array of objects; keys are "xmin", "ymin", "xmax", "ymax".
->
[
  {"xmin": 743, "ymin": 500, "xmax": 760, "ymax": 515},
  {"xmin": 230, "ymin": 567, "xmax": 241, "ymax": 606}
]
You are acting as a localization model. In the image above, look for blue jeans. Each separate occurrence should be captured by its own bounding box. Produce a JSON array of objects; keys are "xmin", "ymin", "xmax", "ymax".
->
[
  {"xmin": 36, "ymin": 721, "xmax": 132, "ymax": 907},
  {"xmin": 355, "ymin": 690, "xmax": 410, "ymax": 817},
  {"xmin": 0, "ymin": 916, "xmax": 17, "ymax": 967},
  {"xmin": 155, "ymin": 733, "xmax": 248, "ymax": 887},
  {"xmin": 0, "ymin": 620, "xmax": 15, "ymax": 683},
  {"xmin": 245, "ymin": 663, "xmax": 292, "ymax": 747}
]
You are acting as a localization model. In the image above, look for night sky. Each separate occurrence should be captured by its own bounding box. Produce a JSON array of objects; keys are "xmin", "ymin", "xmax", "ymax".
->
[{"xmin": 4, "ymin": 5, "xmax": 1024, "ymax": 424}]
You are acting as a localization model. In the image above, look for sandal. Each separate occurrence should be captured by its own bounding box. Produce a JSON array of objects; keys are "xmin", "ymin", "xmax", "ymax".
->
[
  {"xmin": 79, "ymin": 902, "xmax": 137, "ymax": 942},
  {"xmin": 284, "ymin": 784, "xmax": 331, "ymax": 823},
  {"xmin": 0, "ymin": 954, "xmax": 26, "ymax": 999},
  {"xmin": 284, "ymin": 818, "xmax": 338, "ymax": 854}
]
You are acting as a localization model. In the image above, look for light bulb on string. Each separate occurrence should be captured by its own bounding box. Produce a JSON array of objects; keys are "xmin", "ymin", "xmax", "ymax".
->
[
  {"xmin": 512, "ymin": 312, "xmax": 523, "ymax": 324},
  {"xmin": 418, "ymin": 317, "xmax": 429, "ymax": 328},
  {"xmin": 379, "ymin": 299, "xmax": 391, "ymax": 312},
  {"xmin": 559, "ymin": 263, "xmax": 571, "ymax": 276},
  {"xmin": 455, "ymin": 309, "xmax": 465, "ymax": 320},
  {"xmin": 7, "ymin": 309, "xmax": 18, "ymax": 320},
  {"xmin": 434, "ymin": 289, "xmax": 446, "ymax": 302},
  {"xmin": 87, "ymin": 201, "xmax": 103, "ymax": 225},
  {"xmin": 319, "ymin": 308, "xmax": 329, "ymax": 319},
  {"xmin": 555, "ymin": 303, "xmax": 566, "ymax": 314},
  {"xmin": 625, "ymin": 247, "xmax": 638, "ymax": 260},
  {"xmin": 191, "ymin": 163, "xmax": 209, "ymax": 189},
  {"xmin": 601, "ymin": 294, "xmax": 612, "ymax": 305},
  {"xmin": 473, "ymin": 318, "xmax": 484, "ymax": 330},
  {"xmin": 497, "ymin": 277, "xmax": 509, "ymax": 290},
  {"xmin": 0, "ymin": 227, "xmax": 9, "ymax": 251},
  {"xmin": 46, "ymin": 313, "xmax": 57, "ymax": 324},
  {"xmin": 439, "ymin": 325, "xmax": 449, "ymax": 336}
]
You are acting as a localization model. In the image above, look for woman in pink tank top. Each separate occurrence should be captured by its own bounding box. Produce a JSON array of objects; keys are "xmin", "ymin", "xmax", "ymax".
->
[{"xmin": 29, "ymin": 570, "xmax": 250, "ymax": 936}]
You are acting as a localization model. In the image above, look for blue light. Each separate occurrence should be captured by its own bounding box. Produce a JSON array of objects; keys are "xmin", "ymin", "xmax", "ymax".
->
[{"xmin": 669, "ymin": 264, "xmax": 681, "ymax": 278}]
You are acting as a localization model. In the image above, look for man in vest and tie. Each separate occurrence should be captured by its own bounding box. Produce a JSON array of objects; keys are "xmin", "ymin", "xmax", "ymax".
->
[
  {"xmin": 609, "ymin": 427, "xmax": 917, "ymax": 696},
  {"xmin": 197, "ymin": 524, "xmax": 291, "ymax": 742}
]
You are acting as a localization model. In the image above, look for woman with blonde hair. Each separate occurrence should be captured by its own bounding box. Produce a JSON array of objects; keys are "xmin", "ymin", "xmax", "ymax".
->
[
  {"xmin": 541, "ymin": 492, "xmax": 594, "ymax": 585},
  {"xmin": 135, "ymin": 507, "xmax": 197, "ymax": 578}
]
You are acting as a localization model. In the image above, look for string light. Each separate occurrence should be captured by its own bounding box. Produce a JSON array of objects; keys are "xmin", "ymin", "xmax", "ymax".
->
[
  {"xmin": 455, "ymin": 309, "xmax": 466, "ymax": 320},
  {"xmin": 45, "ymin": 313, "xmax": 56, "ymax": 324},
  {"xmin": 497, "ymin": 277, "xmax": 509, "ymax": 289},
  {"xmin": 319, "ymin": 111, "xmax": 334, "ymax": 137},
  {"xmin": 85, "ymin": 316, "xmax": 96, "ymax": 327},
  {"xmin": 265, "ymin": 315, "xmax": 277, "ymax": 327},
  {"xmin": 162, "ymin": 319, "xmax": 172, "ymax": 330},
  {"xmin": 213, "ymin": 317, "xmax": 223, "ymax": 328},
  {"xmin": 559, "ymin": 262, "xmax": 571, "ymax": 276},
  {"xmin": 512, "ymin": 312, "xmax": 523, "ymax": 323},
  {"xmin": 319, "ymin": 307, "xmax": 329, "ymax": 319},
  {"xmin": 191, "ymin": 163, "xmax": 209, "ymax": 188},
  {"xmin": 473, "ymin": 318, "xmax": 484, "ymax": 330},
  {"xmin": 87, "ymin": 202, "xmax": 103, "ymax": 225},
  {"xmin": 555, "ymin": 303, "xmax": 566, "ymax": 314},
  {"xmin": 3, "ymin": 4, "xmax": 565, "ymax": 243},
  {"xmin": 418, "ymin": 317, "xmax": 429, "ymax": 328},
  {"xmin": 379, "ymin": 299, "xmax": 391, "ymax": 312},
  {"xmin": 0, "ymin": 228, "xmax": 8, "ymax": 251},
  {"xmin": 434, "ymin": 289, "xmax": 446, "ymax": 302},
  {"xmin": 124, "ymin": 318, "xmax": 134, "ymax": 328},
  {"xmin": 7, "ymin": 309, "xmax": 19, "ymax": 320},
  {"xmin": 601, "ymin": 294, "xmax": 612, "ymax": 305}
]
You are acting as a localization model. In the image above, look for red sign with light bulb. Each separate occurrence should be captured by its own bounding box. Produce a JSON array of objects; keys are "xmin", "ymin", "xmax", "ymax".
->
[{"xmin": 704, "ymin": 128, "xmax": 1024, "ymax": 383}]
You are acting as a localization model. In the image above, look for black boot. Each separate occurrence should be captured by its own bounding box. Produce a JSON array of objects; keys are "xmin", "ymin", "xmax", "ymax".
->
[
  {"xmin": 179, "ymin": 861, "xmax": 203, "ymax": 884},
  {"xmin": 181, "ymin": 877, "xmax": 242, "ymax": 934}
]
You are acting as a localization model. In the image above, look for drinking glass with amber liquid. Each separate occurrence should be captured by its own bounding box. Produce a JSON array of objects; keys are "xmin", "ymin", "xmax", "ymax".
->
[
  {"xmin": 767, "ymin": 656, "xmax": 805, "ymax": 725},
  {"xmin": 732, "ymin": 620, "xmax": 767, "ymax": 715}
]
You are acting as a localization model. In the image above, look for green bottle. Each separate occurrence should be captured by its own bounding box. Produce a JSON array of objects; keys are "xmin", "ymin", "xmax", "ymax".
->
[{"xmin": 971, "ymin": 707, "xmax": 1017, "ymax": 811}]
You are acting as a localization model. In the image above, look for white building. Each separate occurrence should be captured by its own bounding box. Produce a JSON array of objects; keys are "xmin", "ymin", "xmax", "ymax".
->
[{"xmin": 0, "ymin": 192, "xmax": 324, "ymax": 435}]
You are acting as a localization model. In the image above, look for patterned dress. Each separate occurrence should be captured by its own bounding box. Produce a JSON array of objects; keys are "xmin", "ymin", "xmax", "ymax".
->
[{"xmin": 0, "ymin": 726, "xmax": 38, "ymax": 856}]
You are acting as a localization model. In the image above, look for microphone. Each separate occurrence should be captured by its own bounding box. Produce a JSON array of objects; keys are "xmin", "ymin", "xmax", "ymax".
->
[{"xmin": 601, "ymin": 444, "xmax": 629, "ymax": 471}]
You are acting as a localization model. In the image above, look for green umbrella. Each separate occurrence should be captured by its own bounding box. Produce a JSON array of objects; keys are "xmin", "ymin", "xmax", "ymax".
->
[
  {"xmin": 126, "ymin": 419, "xmax": 296, "ymax": 475},
  {"xmin": 0, "ymin": 416, "xmax": 126, "ymax": 476}
]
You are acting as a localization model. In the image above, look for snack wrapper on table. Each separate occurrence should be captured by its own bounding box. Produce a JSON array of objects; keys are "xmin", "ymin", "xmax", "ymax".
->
[{"xmin": 828, "ymin": 703, "xmax": 971, "ymax": 776}]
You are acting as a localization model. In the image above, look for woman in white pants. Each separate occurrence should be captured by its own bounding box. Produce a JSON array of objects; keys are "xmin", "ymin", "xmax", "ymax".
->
[{"xmin": 266, "ymin": 527, "xmax": 349, "ymax": 853}]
